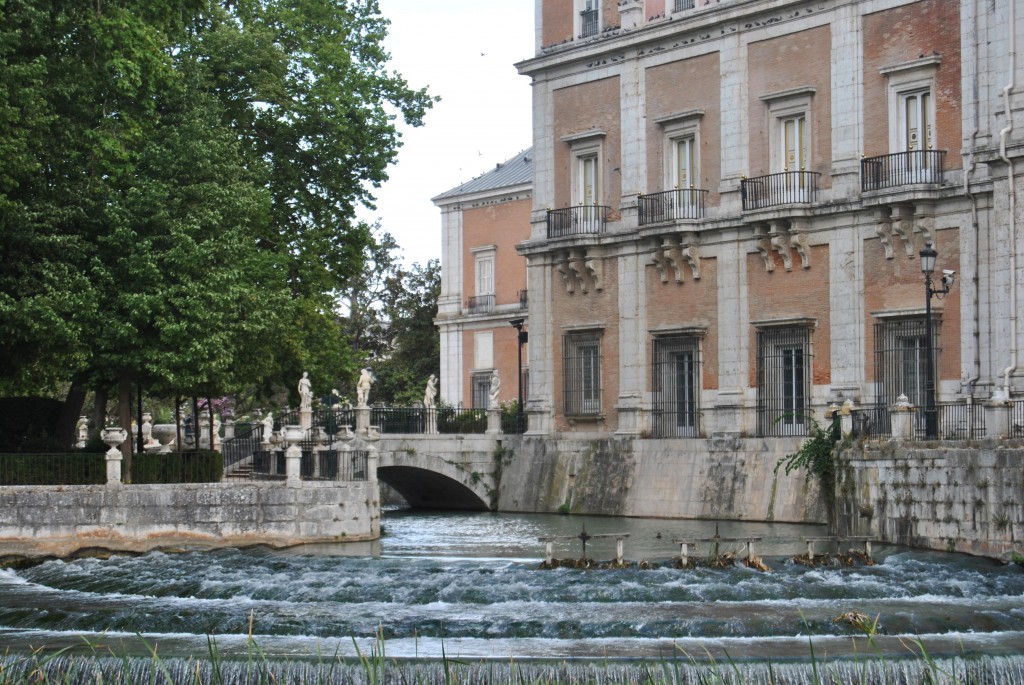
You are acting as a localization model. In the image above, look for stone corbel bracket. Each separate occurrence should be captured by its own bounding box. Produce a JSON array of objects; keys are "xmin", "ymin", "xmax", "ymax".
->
[
  {"xmin": 651, "ymin": 238, "xmax": 671, "ymax": 283},
  {"xmin": 788, "ymin": 218, "xmax": 811, "ymax": 270},
  {"xmin": 874, "ymin": 207, "xmax": 894, "ymax": 260},
  {"xmin": 567, "ymin": 249, "xmax": 589, "ymax": 293},
  {"xmin": 753, "ymin": 223, "xmax": 775, "ymax": 273},
  {"xmin": 768, "ymin": 220, "xmax": 794, "ymax": 272},
  {"xmin": 890, "ymin": 205, "xmax": 916, "ymax": 259},
  {"xmin": 679, "ymin": 231, "xmax": 701, "ymax": 280},
  {"xmin": 555, "ymin": 252, "xmax": 574, "ymax": 294},
  {"xmin": 914, "ymin": 203, "xmax": 935, "ymax": 244},
  {"xmin": 585, "ymin": 251, "xmax": 603, "ymax": 291},
  {"xmin": 662, "ymin": 235, "xmax": 685, "ymax": 284}
]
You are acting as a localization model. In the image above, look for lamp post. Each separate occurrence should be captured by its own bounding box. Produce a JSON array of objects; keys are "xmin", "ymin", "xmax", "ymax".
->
[
  {"xmin": 919, "ymin": 241, "xmax": 954, "ymax": 439},
  {"xmin": 510, "ymin": 318, "xmax": 528, "ymax": 433}
]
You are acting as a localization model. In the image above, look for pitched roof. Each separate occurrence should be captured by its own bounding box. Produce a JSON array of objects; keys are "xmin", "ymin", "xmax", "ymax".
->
[{"xmin": 432, "ymin": 148, "xmax": 533, "ymax": 202}]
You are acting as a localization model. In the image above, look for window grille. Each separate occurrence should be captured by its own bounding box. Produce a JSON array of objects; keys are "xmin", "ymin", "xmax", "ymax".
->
[
  {"xmin": 674, "ymin": 0, "xmax": 695, "ymax": 10},
  {"xmin": 756, "ymin": 327, "xmax": 811, "ymax": 436},
  {"xmin": 580, "ymin": 5, "xmax": 598, "ymax": 37},
  {"xmin": 472, "ymin": 372, "xmax": 491, "ymax": 409},
  {"xmin": 652, "ymin": 336, "xmax": 701, "ymax": 437},
  {"xmin": 874, "ymin": 318, "xmax": 939, "ymax": 432},
  {"xmin": 563, "ymin": 332, "xmax": 602, "ymax": 416}
]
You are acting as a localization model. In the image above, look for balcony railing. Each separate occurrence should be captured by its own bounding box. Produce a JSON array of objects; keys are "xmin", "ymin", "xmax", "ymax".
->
[
  {"xmin": 465, "ymin": 294, "xmax": 495, "ymax": 314},
  {"xmin": 579, "ymin": 8, "xmax": 598, "ymax": 37},
  {"xmin": 674, "ymin": 0, "xmax": 695, "ymax": 10},
  {"xmin": 638, "ymin": 188, "xmax": 708, "ymax": 226},
  {"xmin": 861, "ymin": 150, "xmax": 946, "ymax": 192},
  {"xmin": 518, "ymin": 289, "xmax": 528, "ymax": 309},
  {"xmin": 547, "ymin": 205, "xmax": 609, "ymax": 239},
  {"xmin": 741, "ymin": 172, "xmax": 819, "ymax": 211}
]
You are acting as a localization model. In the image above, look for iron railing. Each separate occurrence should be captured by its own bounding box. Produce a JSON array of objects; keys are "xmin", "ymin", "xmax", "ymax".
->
[
  {"xmin": 913, "ymin": 402, "xmax": 986, "ymax": 440},
  {"xmin": 849, "ymin": 404, "xmax": 891, "ymax": 440},
  {"xmin": 0, "ymin": 453, "xmax": 105, "ymax": 485},
  {"xmin": 651, "ymin": 336, "xmax": 702, "ymax": 438},
  {"xmin": 563, "ymin": 332, "xmax": 602, "ymax": 416},
  {"xmin": 131, "ymin": 451, "xmax": 223, "ymax": 484},
  {"xmin": 861, "ymin": 150, "xmax": 946, "ymax": 192},
  {"xmin": 756, "ymin": 327, "xmax": 812, "ymax": 437},
  {"xmin": 547, "ymin": 205, "xmax": 609, "ymax": 239},
  {"xmin": 1011, "ymin": 400, "xmax": 1024, "ymax": 438},
  {"xmin": 638, "ymin": 188, "xmax": 708, "ymax": 226},
  {"xmin": 674, "ymin": 0, "xmax": 695, "ymax": 9},
  {"xmin": 580, "ymin": 8, "xmax": 598, "ymax": 37},
  {"xmin": 741, "ymin": 172, "xmax": 819, "ymax": 211},
  {"xmin": 465, "ymin": 294, "xmax": 495, "ymax": 314}
]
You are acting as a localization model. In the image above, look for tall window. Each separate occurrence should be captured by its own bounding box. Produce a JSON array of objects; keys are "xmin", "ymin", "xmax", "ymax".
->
[
  {"xmin": 672, "ymin": 136, "xmax": 696, "ymax": 190},
  {"xmin": 652, "ymin": 336, "xmax": 701, "ymax": 437},
  {"xmin": 900, "ymin": 90, "xmax": 932, "ymax": 153},
  {"xmin": 874, "ymin": 318, "xmax": 937, "ymax": 430},
  {"xmin": 578, "ymin": 153, "xmax": 599, "ymax": 206},
  {"xmin": 472, "ymin": 372, "xmax": 491, "ymax": 409},
  {"xmin": 780, "ymin": 114, "xmax": 807, "ymax": 173},
  {"xmin": 563, "ymin": 331, "xmax": 602, "ymax": 416},
  {"xmin": 756, "ymin": 327, "xmax": 812, "ymax": 436},
  {"xmin": 475, "ymin": 255, "xmax": 494, "ymax": 296},
  {"xmin": 579, "ymin": 0, "xmax": 599, "ymax": 38}
]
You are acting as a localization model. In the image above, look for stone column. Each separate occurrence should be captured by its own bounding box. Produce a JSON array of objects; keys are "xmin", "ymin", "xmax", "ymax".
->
[
  {"xmin": 889, "ymin": 395, "xmax": 914, "ymax": 440},
  {"xmin": 101, "ymin": 427, "xmax": 127, "ymax": 485},
  {"xmin": 283, "ymin": 425, "xmax": 303, "ymax": 486},
  {"xmin": 355, "ymin": 406, "xmax": 370, "ymax": 436}
]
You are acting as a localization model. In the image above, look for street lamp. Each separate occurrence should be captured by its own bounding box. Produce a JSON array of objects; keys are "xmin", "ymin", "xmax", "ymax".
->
[
  {"xmin": 919, "ymin": 241, "xmax": 955, "ymax": 439},
  {"xmin": 510, "ymin": 318, "xmax": 528, "ymax": 433}
]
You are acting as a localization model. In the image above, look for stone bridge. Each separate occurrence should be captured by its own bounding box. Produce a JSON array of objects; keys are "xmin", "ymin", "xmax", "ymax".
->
[{"xmin": 375, "ymin": 435, "xmax": 505, "ymax": 510}]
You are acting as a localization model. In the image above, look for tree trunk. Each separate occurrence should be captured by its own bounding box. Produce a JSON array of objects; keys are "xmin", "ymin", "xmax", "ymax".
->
[
  {"xmin": 56, "ymin": 380, "xmax": 88, "ymax": 449},
  {"xmin": 92, "ymin": 386, "xmax": 108, "ymax": 435},
  {"xmin": 118, "ymin": 373, "xmax": 133, "ymax": 479}
]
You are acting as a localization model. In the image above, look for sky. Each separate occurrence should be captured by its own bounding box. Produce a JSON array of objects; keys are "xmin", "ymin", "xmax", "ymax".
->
[{"xmin": 357, "ymin": 1, "xmax": 536, "ymax": 267}]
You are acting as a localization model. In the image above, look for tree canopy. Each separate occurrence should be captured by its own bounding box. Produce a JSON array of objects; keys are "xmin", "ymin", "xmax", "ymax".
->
[{"xmin": 0, "ymin": 0, "xmax": 435, "ymax": 425}]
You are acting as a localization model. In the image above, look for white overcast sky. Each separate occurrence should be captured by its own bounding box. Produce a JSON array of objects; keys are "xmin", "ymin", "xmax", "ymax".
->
[{"xmin": 358, "ymin": 0, "xmax": 536, "ymax": 266}]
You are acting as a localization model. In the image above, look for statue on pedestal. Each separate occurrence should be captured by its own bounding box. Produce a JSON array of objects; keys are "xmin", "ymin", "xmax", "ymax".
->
[
  {"xmin": 424, "ymin": 374, "xmax": 437, "ymax": 409},
  {"xmin": 298, "ymin": 372, "xmax": 313, "ymax": 410},
  {"xmin": 356, "ymin": 368, "xmax": 374, "ymax": 408},
  {"xmin": 488, "ymin": 369, "xmax": 501, "ymax": 410}
]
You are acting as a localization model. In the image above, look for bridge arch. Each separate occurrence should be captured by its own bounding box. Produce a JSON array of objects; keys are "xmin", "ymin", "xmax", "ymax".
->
[{"xmin": 377, "ymin": 449, "xmax": 494, "ymax": 511}]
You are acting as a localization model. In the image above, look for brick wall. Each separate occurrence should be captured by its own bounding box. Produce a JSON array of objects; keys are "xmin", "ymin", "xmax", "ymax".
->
[
  {"xmin": 552, "ymin": 76, "xmax": 622, "ymax": 210},
  {"xmin": 462, "ymin": 198, "xmax": 530, "ymax": 305}
]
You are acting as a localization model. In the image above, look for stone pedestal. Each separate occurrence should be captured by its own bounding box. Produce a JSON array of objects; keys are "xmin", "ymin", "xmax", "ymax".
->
[
  {"xmin": 356, "ymin": 406, "xmax": 370, "ymax": 436},
  {"xmin": 283, "ymin": 425, "xmax": 303, "ymax": 486},
  {"xmin": 425, "ymin": 408, "xmax": 437, "ymax": 434},
  {"xmin": 890, "ymin": 395, "xmax": 914, "ymax": 439},
  {"xmin": 101, "ymin": 427, "xmax": 127, "ymax": 485},
  {"xmin": 486, "ymin": 407, "xmax": 501, "ymax": 435},
  {"xmin": 985, "ymin": 399, "xmax": 1011, "ymax": 438},
  {"xmin": 300, "ymin": 408, "xmax": 312, "ymax": 431}
]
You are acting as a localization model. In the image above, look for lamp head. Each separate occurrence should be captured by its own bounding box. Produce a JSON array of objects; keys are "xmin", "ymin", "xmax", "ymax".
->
[
  {"xmin": 509, "ymin": 318, "xmax": 525, "ymax": 330},
  {"xmin": 919, "ymin": 242, "xmax": 937, "ymax": 274}
]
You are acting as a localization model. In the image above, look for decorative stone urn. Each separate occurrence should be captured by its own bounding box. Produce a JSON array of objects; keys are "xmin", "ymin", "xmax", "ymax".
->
[
  {"xmin": 150, "ymin": 424, "xmax": 177, "ymax": 453},
  {"xmin": 282, "ymin": 425, "xmax": 304, "ymax": 485}
]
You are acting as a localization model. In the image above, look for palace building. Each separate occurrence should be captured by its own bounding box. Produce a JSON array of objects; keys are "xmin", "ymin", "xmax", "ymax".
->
[{"xmin": 439, "ymin": 0, "xmax": 1023, "ymax": 440}]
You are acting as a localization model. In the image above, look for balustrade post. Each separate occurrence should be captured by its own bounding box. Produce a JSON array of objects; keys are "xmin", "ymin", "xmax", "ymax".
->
[
  {"xmin": 889, "ymin": 394, "xmax": 914, "ymax": 439},
  {"xmin": 101, "ymin": 427, "xmax": 127, "ymax": 485},
  {"xmin": 283, "ymin": 425, "xmax": 303, "ymax": 486},
  {"xmin": 984, "ymin": 397, "xmax": 1011, "ymax": 438}
]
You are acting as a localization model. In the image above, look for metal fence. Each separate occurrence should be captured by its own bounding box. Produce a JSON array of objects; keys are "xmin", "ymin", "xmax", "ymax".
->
[
  {"xmin": 131, "ymin": 451, "xmax": 223, "ymax": 484},
  {"xmin": 861, "ymin": 150, "xmax": 946, "ymax": 192},
  {"xmin": 0, "ymin": 453, "xmax": 105, "ymax": 486},
  {"xmin": 579, "ymin": 8, "xmax": 598, "ymax": 37},
  {"xmin": 465, "ymin": 294, "xmax": 495, "ymax": 314},
  {"xmin": 547, "ymin": 205, "xmax": 608, "ymax": 239},
  {"xmin": 638, "ymin": 188, "xmax": 707, "ymax": 225},
  {"xmin": 741, "ymin": 171, "xmax": 819, "ymax": 211},
  {"xmin": 915, "ymin": 402, "xmax": 986, "ymax": 440},
  {"xmin": 1012, "ymin": 400, "xmax": 1024, "ymax": 438}
]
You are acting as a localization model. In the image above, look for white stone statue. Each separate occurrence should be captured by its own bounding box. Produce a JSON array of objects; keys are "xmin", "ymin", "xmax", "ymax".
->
[
  {"xmin": 298, "ymin": 371, "xmax": 313, "ymax": 410},
  {"xmin": 76, "ymin": 416, "xmax": 89, "ymax": 448},
  {"xmin": 488, "ymin": 369, "xmax": 501, "ymax": 409},
  {"xmin": 424, "ymin": 374, "xmax": 438, "ymax": 409},
  {"xmin": 356, "ymin": 368, "xmax": 374, "ymax": 408},
  {"xmin": 261, "ymin": 411, "xmax": 274, "ymax": 443}
]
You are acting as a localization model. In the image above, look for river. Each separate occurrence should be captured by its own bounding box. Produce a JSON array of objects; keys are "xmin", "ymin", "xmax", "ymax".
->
[{"xmin": 0, "ymin": 508, "xmax": 1023, "ymax": 667}]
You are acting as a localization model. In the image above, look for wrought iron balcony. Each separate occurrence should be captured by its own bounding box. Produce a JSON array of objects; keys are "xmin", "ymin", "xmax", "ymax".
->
[
  {"xmin": 579, "ymin": 8, "xmax": 598, "ymax": 37},
  {"xmin": 546, "ymin": 205, "xmax": 609, "ymax": 239},
  {"xmin": 861, "ymin": 150, "xmax": 946, "ymax": 192},
  {"xmin": 465, "ymin": 294, "xmax": 494, "ymax": 314},
  {"xmin": 638, "ymin": 188, "xmax": 708, "ymax": 226},
  {"xmin": 741, "ymin": 171, "xmax": 820, "ymax": 211}
]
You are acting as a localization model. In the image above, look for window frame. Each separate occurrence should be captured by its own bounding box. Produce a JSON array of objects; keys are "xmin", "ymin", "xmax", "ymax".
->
[
  {"xmin": 577, "ymin": 0, "xmax": 600, "ymax": 38},
  {"xmin": 563, "ymin": 330, "xmax": 603, "ymax": 417},
  {"xmin": 881, "ymin": 57, "xmax": 939, "ymax": 155},
  {"xmin": 755, "ymin": 323, "xmax": 813, "ymax": 437},
  {"xmin": 651, "ymin": 334, "xmax": 703, "ymax": 438}
]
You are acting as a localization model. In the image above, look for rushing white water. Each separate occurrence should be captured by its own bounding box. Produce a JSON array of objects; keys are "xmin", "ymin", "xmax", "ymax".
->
[{"xmin": 0, "ymin": 509, "xmax": 1022, "ymax": 664}]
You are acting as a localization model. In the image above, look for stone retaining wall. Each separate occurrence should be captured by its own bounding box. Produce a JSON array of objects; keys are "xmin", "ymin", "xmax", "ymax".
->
[
  {"xmin": 0, "ymin": 481, "xmax": 379, "ymax": 558},
  {"xmin": 836, "ymin": 441, "xmax": 1024, "ymax": 561},
  {"xmin": 497, "ymin": 435, "xmax": 825, "ymax": 523}
]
